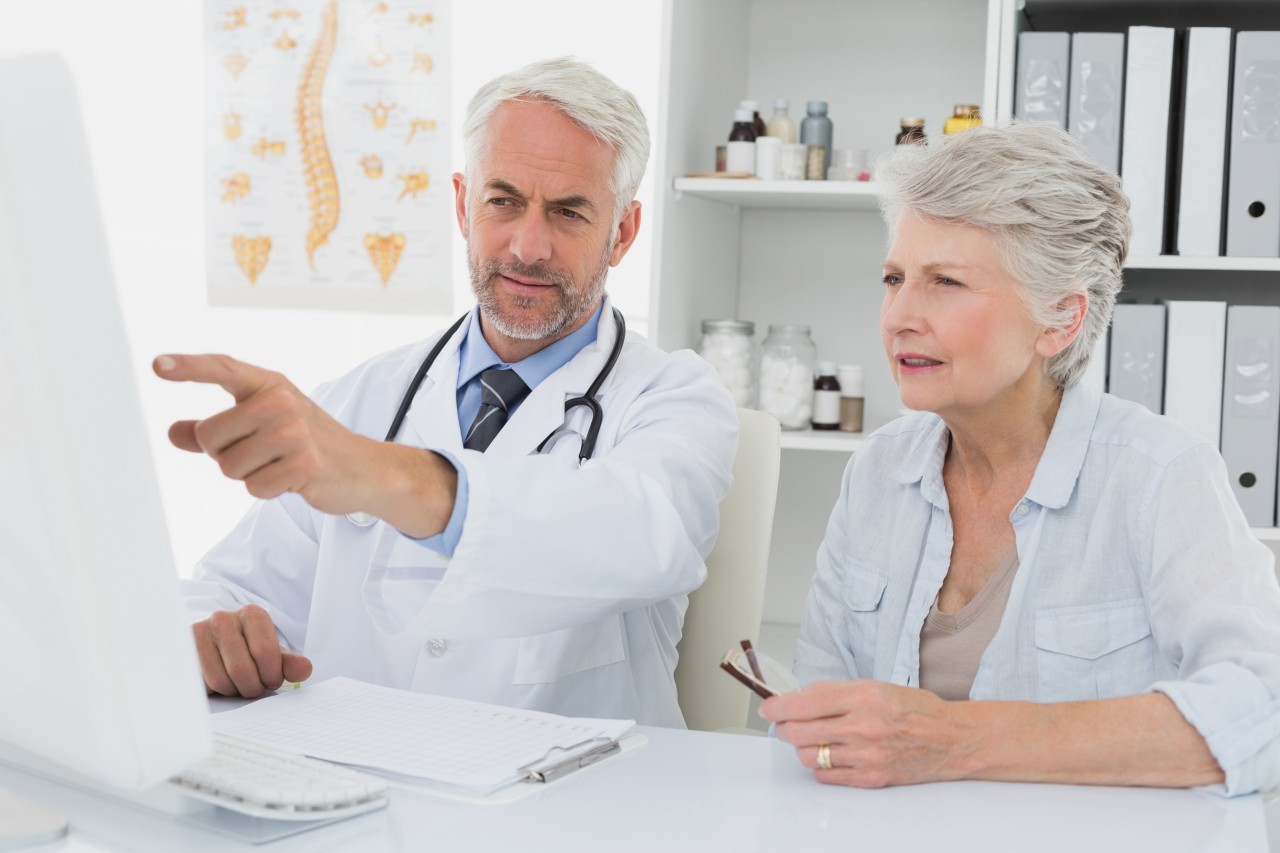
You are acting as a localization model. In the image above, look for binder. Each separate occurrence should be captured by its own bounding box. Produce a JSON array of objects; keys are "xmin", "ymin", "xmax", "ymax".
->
[
  {"xmin": 1108, "ymin": 304, "xmax": 1166, "ymax": 414},
  {"xmin": 1121, "ymin": 27, "xmax": 1178, "ymax": 257},
  {"xmin": 1225, "ymin": 32, "xmax": 1280, "ymax": 258},
  {"xmin": 1175, "ymin": 28, "xmax": 1233, "ymax": 257},
  {"xmin": 1163, "ymin": 300, "xmax": 1227, "ymax": 447},
  {"xmin": 1069, "ymin": 32, "xmax": 1125, "ymax": 174},
  {"xmin": 1080, "ymin": 327, "xmax": 1110, "ymax": 394},
  {"xmin": 1221, "ymin": 306, "xmax": 1280, "ymax": 527},
  {"xmin": 1016, "ymin": 32, "xmax": 1071, "ymax": 128}
]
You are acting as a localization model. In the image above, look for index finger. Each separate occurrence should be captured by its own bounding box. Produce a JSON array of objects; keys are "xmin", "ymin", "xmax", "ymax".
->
[
  {"xmin": 760, "ymin": 680, "xmax": 858, "ymax": 723},
  {"xmin": 153, "ymin": 353, "xmax": 274, "ymax": 402}
]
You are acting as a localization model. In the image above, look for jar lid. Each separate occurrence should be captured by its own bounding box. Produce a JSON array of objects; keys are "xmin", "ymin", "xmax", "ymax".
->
[
  {"xmin": 838, "ymin": 364, "xmax": 865, "ymax": 394},
  {"xmin": 900, "ymin": 117, "xmax": 925, "ymax": 127},
  {"xmin": 953, "ymin": 104, "xmax": 980, "ymax": 117},
  {"xmin": 734, "ymin": 108, "xmax": 753, "ymax": 122},
  {"xmin": 766, "ymin": 323, "xmax": 811, "ymax": 335},
  {"xmin": 805, "ymin": 100, "xmax": 828, "ymax": 114},
  {"xmin": 740, "ymin": 99, "xmax": 760, "ymax": 112},
  {"xmin": 774, "ymin": 98, "xmax": 789, "ymax": 109},
  {"xmin": 702, "ymin": 319, "xmax": 755, "ymax": 334},
  {"xmin": 816, "ymin": 361, "xmax": 837, "ymax": 375},
  {"xmin": 756, "ymin": 136, "xmax": 782, "ymax": 146}
]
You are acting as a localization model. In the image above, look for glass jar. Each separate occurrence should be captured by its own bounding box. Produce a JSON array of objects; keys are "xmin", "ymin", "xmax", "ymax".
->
[
  {"xmin": 698, "ymin": 319, "xmax": 757, "ymax": 408},
  {"xmin": 758, "ymin": 324, "xmax": 817, "ymax": 429},
  {"xmin": 943, "ymin": 104, "xmax": 982, "ymax": 135},
  {"xmin": 896, "ymin": 118, "xmax": 926, "ymax": 146}
]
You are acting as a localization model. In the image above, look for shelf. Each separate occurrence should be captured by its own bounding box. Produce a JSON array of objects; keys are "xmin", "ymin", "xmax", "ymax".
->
[
  {"xmin": 1125, "ymin": 256, "xmax": 1280, "ymax": 272},
  {"xmin": 672, "ymin": 178, "xmax": 882, "ymax": 211},
  {"xmin": 1253, "ymin": 528, "xmax": 1280, "ymax": 542},
  {"xmin": 779, "ymin": 429, "xmax": 865, "ymax": 452}
]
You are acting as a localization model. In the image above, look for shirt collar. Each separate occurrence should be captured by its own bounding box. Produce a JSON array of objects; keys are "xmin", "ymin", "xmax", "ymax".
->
[
  {"xmin": 455, "ymin": 300, "xmax": 604, "ymax": 392},
  {"xmin": 888, "ymin": 382, "xmax": 1102, "ymax": 510}
]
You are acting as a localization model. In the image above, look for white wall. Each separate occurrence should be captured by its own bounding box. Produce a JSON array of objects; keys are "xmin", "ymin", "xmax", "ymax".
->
[{"xmin": 0, "ymin": 0, "xmax": 663, "ymax": 574}]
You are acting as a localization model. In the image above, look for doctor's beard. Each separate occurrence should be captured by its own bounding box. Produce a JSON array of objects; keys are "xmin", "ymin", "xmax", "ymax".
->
[{"xmin": 468, "ymin": 238, "xmax": 611, "ymax": 342}]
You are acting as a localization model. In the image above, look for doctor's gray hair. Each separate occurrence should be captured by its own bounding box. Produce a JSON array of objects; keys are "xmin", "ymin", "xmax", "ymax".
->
[
  {"xmin": 463, "ymin": 57, "xmax": 650, "ymax": 228},
  {"xmin": 875, "ymin": 122, "xmax": 1131, "ymax": 389}
]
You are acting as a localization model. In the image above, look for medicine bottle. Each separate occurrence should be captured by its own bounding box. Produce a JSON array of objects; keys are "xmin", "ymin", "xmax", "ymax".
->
[
  {"xmin": 896, "ymin": 118, "xmax": 926, "ymax": 146},
  {"xmin": 740, "ymin": 100, "xmax": 767, "ymax": 139},
  {"xmin": 765, "ymin": 99, "xmax": 798, "ymax": 143},
  {"xmin": 799, "ymin": 101, "xmax": 833, "ymax": 173},
  {"xmin": 837, "ymin": 364, "xmax": 865, "ymax": 433},
  {"xmin": 729, "ymin": 109, "xmax": 757, "ymax": 142},
  {"xmin": 759, "ymin": 324, "xmax": 817, "ymax": 430},
  {"xmin": 944, "ymin": 104, "xmax": 982, "ymax": 135},
  {"xmin": 812, "ymin": 362, "xmax": 841, "ymax": 431},
  {"xmin": 698, "ymin": 319, "xmax": 757, "ymax": 408}
]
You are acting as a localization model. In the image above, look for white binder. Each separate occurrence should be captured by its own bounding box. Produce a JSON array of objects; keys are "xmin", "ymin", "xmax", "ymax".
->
[
  {"xmin": 1121, "ymin": 27, "xmax": 1177, "ymax": 257},
  {"xmin": 1221, "ymin": 306, "xmax": 1280, "ymax": 528},
  {"xmin": 1016, "ymin": 32, "xmax": 1071, "ymax": 128},
  {"xmin": 1069, "ymin": 32, "xmax": 1125, "ymax": 174},
  {"xmin": 1108, "ymin": 304, "xmax": 1166, "ymax": 414},
  {"xmin": 1175, "ymin": 28, "xmax": 1232, "ymax": 257},
  {"xmin": 1163, "ymin": 300, "xmax": 1227, "ymax": 447},
  {"xmin": 1225, "ymin": 32, "xmax": 1280, "ymax": 258},
  {"xmin": 1079, "ymin": 327, "xmax": 1110, "ymax": 394}
]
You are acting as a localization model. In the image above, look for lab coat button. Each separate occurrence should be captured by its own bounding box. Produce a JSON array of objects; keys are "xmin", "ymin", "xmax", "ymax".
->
[{"xmin": 426, "ymin": 639, "xmax": 448, "ymax": 657}]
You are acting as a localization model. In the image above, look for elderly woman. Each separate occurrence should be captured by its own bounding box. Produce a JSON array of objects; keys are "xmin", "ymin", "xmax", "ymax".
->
[{"xmin": 761, "ymin": 122, "xmax": 1280, "ymax": 796}]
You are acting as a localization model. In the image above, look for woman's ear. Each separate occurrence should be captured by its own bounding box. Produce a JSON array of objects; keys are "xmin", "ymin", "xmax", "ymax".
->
[{"xmin": 1037, "ymin": 292, "xmax": 1088, "ymax": 359}]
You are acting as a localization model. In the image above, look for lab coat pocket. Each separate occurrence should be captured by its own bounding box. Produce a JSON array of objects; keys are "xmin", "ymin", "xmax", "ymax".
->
[
  {"xmin": 842, "ymin": 563, "xmax": 889, "ymax": 663},
  {"xmin": 512, "ymin": 615, "xmax": 626, "ymax": 685},
  {"xmin": 1034, "ymin": 599, "xmax": 1155, "ymax": 702}
]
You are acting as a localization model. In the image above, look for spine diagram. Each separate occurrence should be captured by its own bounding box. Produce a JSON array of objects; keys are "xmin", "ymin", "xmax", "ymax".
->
[{"xmin": 296, "ymin": 0, "xmax": 340, "ymax": 271}]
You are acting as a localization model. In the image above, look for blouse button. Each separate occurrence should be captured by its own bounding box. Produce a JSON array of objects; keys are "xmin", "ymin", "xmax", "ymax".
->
[{"xmin": 426, "ymin": 639, "xmax": 449, "ymax": 657}]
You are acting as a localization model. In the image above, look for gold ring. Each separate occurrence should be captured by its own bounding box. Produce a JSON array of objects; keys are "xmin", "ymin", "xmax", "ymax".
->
[{"xmin": 816, "ymin": 743, "xmax": 832, "ymax": 770}]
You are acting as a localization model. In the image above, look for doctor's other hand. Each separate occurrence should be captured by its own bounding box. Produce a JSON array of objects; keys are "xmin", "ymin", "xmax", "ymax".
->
[
  {"xmin": 760, "ymin": 680, "xmax": 965, "ymax": 788},
  {"xmin": 153, "ymin": 353, "xmax": 456, "ymax": 537},
  {"xmin": 193, "ymin": 604, "xmax": 312, "ymax": 698}
]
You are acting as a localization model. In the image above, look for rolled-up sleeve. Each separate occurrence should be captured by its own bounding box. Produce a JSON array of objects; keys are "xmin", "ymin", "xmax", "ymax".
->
[{"xmin": 1145, "ymin": 444, "xmax": 1280, "ymax": 796}]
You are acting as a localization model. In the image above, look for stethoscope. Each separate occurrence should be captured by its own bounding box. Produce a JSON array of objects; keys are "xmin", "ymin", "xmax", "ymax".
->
[{"xmin": 346, "ymin": 307, "xmax": 626, "ymax": 527}]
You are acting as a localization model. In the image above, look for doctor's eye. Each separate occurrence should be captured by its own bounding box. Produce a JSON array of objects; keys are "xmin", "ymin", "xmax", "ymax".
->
[{"xmin": 882, "ymin": 273, "xmax": 903, "ymax": 287}]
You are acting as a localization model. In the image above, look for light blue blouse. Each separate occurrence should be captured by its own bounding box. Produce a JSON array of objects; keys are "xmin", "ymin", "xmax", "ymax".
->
[{"xmin": 795, "ymin": 382, "xmax": 1280, "ymax": 796}]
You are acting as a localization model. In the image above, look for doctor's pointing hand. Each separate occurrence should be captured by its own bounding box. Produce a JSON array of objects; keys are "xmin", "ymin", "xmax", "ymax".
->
[{"xmin": 153, "ymin": 353, "xmax": 458, "ymax": 699}]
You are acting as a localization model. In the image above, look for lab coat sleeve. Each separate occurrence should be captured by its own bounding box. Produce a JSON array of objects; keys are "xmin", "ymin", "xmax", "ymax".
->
[
  {"xmin": 1145, "ymin": 444, "xmax": 1280, "ymax": 796},
  {"xmin": 407, "ymin": 350, "xmax": 738, "ymax": 639},
  {"xmin": 180, "ymin": 490, "xmax": 320, "ymax": 653},
  {"xmin": 794, "ymin": 451, "xmax": 866, "ymax": 685}
]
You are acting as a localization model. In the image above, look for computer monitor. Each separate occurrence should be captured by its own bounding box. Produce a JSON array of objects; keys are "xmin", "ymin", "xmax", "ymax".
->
[{"xmin": 0, "ymin": 52, "xmax": 213, "ymax": 795}]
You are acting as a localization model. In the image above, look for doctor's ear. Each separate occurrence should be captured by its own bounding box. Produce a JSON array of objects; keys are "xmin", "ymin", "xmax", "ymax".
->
[{"xmin": 452, "ymin": 172, "xmax": 469, "ymax": 238}]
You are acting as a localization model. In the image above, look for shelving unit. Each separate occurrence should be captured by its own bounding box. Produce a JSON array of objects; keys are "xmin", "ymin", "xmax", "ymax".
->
[
  {"xmin": 651, "ymin": 0, "xmax": 1280, "ymax": 684},
  {"xmin": 671, "ymin": 178, "xmax": 881, "ymax": 210}
]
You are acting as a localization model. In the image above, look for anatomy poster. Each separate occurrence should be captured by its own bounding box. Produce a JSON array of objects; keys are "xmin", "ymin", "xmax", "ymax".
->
[{"xmin": 206, "ymin": 0, "xmax": 452, "ymax": 312}]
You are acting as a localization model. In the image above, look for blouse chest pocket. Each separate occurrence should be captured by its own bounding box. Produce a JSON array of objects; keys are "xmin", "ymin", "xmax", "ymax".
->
[
  {"xmin": 842, "ymin": 564, "xmax": 889, "ymax": 664},
  {"xmin": 1034, "ymin": 599, "xmax": 1155, "ymax": 702}
]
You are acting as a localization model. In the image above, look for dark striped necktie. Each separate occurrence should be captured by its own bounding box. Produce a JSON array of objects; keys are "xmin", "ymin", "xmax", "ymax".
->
[{"xmin": 463, "ymin": 367, "xmax": 531, "ymax": 452}]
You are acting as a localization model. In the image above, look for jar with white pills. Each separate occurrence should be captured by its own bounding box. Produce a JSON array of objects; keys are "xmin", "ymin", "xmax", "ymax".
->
[
  {"xmin": 758, "ymin": 324, "xmax": 817, "ymax": 429},
  {"xmin": 698, "ymin": 319, "xmax": 757, "ymax": 408}
]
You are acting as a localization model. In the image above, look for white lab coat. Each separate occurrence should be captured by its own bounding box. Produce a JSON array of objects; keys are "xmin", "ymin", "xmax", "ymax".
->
[{"xmin": 183, "ymin": 299, "xmax": 739, "ymax": 727}]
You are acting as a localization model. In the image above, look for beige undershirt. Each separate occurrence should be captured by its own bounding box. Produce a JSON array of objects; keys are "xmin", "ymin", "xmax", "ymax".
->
[{"xmin": 918, "ymin": 546, "xmax": 1020, "ymax": 701}]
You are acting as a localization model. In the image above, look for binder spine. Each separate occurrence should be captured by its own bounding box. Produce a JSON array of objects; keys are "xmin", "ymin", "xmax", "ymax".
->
[{"xmin": 1225, "ymin": 32, "xmax": 1280, "ymax": 258}]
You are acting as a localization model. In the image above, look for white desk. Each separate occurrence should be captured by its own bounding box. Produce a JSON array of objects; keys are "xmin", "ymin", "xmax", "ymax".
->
[{"xmin": 1, "ymin": 726, "xmax": 1275, "ymax": 853}]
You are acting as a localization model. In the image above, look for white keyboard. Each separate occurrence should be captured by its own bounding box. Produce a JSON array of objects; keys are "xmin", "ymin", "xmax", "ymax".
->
[{"xmin": 169, "ymin": 735, "xmax": 389, "ymax": 821}]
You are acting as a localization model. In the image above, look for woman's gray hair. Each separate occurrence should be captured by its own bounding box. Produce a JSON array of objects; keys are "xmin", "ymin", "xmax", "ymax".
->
[
  {"xmin": 463, "ymin": 57, "xmax": 650, "ymax": 228},
  {"xmin": 876, "ymin": 121, "xmax": 1131, "ymax": 388}
]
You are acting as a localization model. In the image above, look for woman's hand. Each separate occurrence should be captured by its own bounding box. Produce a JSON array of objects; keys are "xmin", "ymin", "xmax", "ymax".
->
[{"xmin": 760, "ymin": 680, "xmax": 975, "ymax": 787}]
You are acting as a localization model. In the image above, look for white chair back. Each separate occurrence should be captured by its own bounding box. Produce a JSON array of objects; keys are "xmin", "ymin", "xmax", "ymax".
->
[{"xmin": 675, "ymin": 408, "xmax": 781, "ymax": 732}]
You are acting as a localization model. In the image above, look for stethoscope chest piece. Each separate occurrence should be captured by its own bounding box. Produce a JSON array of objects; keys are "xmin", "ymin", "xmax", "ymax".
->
[{"xmin": 346, "ymin": 511, "xmax": 379, "ymax": 527}]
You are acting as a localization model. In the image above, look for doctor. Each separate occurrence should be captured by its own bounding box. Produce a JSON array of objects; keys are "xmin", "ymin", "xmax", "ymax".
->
[{"xmin": 154, "ymin": 58, "xmax": 738, "ymax": 728}]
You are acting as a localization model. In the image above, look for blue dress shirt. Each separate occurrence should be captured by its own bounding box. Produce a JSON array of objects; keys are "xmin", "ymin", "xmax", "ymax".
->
[
  {"xmin": 417, "ymin": 302, "xmax": 603, "ymax": 556},
  {"xmin": 795, "ymin": 382, "xmax": 1280, "ymax": 796}
]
